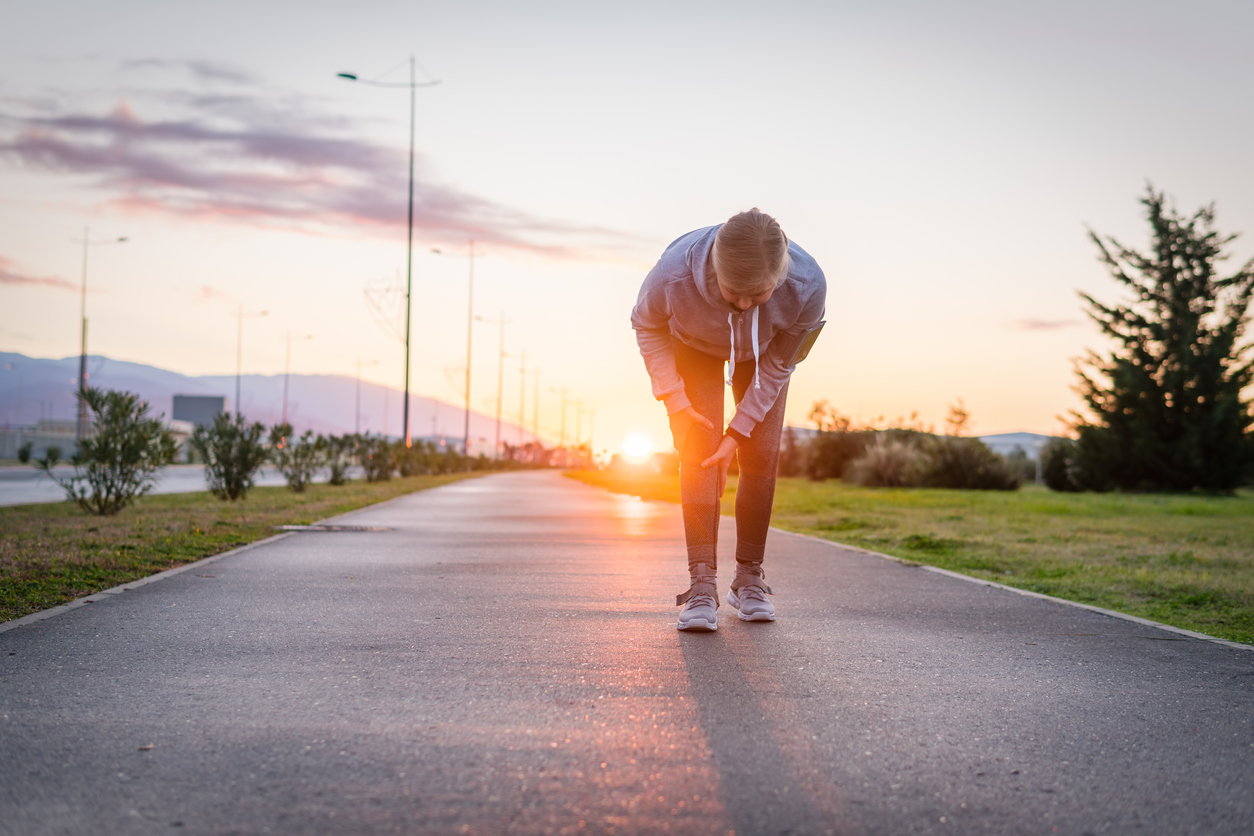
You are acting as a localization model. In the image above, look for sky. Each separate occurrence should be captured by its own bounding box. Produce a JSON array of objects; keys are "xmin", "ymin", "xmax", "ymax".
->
[{"xmin": 3, "ymin": 0, "xmax": 1254, "ymax": 457}]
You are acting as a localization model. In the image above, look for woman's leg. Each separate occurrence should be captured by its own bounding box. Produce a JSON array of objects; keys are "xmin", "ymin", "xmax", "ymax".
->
[
  {"xmin": 670, "ymin": 342, "xmax": 725, "ymax": 600},
  {"xmin": 730, "ymin": 364, "xmax": 789, "ymax": 594}
]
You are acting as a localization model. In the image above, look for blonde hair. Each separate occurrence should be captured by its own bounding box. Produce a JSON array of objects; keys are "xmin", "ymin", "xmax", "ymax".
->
[{"xmin": 712, "ymin": 208, "xmax": 790, "ymax": 295}]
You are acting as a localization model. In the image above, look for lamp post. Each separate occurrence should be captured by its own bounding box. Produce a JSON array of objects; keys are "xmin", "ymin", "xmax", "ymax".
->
[
  {"xmin": 72, "ymin": 227, "xmax": 127, "ymax": 441},
  {"xmin": 235, "ymin": 305, "xmax": 269, "ymax": 419},
  {"xmin": 475, "ymin": 314, "xmax": 510, "ymax": 458},
  {"xmin": 338, "ymin": 59, "xmax": 439, "ymax": 448},
  {"xmin": 532, "ymin": 367, "xmax": 540, "ymax": 443},
  {"xmin": 549, "ymin": 386, "xmax": 569, "ymax": 449},
  {"xmin": 518, "ymin": 351, "xmax": 526, "ymax": 447},
  {"xmin": 282, "ymin": 331, "xmax": 314, "ymax": 426},
  {"xmin": 432, "ymin": 240, "xmax": 479, "ymax": 455},
  {"xmin": 356, "ymin": 358, "xmax": 379, "ymax": 434}
]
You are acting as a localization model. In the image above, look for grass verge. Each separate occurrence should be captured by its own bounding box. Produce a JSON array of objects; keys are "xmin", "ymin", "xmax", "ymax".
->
[
  {"xmin": 0, "ymin": 473, "xmax": 481, "ymax": 623},
  {"xmin": 567, "ymin": 470, "xmax": 1254, "ymax": 645}
]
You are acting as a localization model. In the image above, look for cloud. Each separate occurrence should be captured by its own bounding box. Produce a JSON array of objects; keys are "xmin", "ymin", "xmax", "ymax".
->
[
  {"xmin": 1015, "ymin": 318, "xmax": 1082, "ymax": 331},
  {"xmin": 0, "ymin": 62, "xmax": 636, "ymax": 258},
  {"xmin": 0, "ymin": 256, "xmax": 76, "ymax": 292}
]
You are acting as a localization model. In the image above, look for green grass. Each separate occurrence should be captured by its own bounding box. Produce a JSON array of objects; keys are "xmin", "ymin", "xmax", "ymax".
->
[
  {"xmin": 0, "ymin": 474, "xmax": 482, "ymax": 623},
  {"xmin": 567, "ymin": 470, "xmax": 1254, "ymax": 645}
]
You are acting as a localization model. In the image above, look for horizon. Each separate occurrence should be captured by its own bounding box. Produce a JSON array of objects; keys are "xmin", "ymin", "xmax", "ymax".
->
[{"xmin": 4, "ymin": 1, "xmax": 1254, "ymax": 458}]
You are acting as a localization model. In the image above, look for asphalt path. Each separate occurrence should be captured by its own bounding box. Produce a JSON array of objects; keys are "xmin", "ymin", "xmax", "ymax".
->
[
  {"xmin": 1, "ymin": 471, "xmax": 1252, "ymax": 835},
  {"xmin": 0, "ymin": 463, "xmax": 363, "ymax": 507}
]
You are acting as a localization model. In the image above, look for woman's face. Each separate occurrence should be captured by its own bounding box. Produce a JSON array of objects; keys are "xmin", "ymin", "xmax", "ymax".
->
[{"xmin": 716, "ymin": 279, "xmax": 774, "ymax": 311}]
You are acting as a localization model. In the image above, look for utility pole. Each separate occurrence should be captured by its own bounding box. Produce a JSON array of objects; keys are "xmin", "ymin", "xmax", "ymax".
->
[
  {"xmin": 465, "ymin": 240, "xmax": 474, "ymax": 455},
  {"xmin": 575, "ymin": 399, "xmax": 583, "ymax": 448},
  {"xmin": 559, "ymin": 387, "xmax": 568, "ymax": 448},
  {"xmin": 495, "ymin": 315, "xmax": 506, "ymax": 458},
  {"xmin": 518, "ymin": 351, "xmax": 526, "ymax": 447},
  {"xmin": 532, "ymin": 367, "xmax": 540, "ymax": 444},
  {"xmin": 337, "ymin": 58, "xmax": 439, "ymax": 449},
  {"xmin": 74, "ymin": 227, "xmax": 127, "ymax": 441},
  {"xmin": 234, "ymin": 306, "xmax": 269, "ymax": 418}
]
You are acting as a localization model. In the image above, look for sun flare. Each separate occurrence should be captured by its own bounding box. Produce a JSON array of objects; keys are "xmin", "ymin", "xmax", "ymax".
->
[{"xmin": 621, "ymin": 432, "xmax": 654, "ymax": 462}]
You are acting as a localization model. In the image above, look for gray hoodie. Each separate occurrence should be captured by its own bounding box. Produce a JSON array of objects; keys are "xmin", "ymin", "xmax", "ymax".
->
[{"xmin": 631, "ymin": 225, "xmax": 827, "ymax": 439}]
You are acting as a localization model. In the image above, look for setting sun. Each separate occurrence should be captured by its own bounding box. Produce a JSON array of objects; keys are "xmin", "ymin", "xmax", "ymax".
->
[{"xmin": 621, "ymin": 432, "xmax": 654, "ymax": 462}]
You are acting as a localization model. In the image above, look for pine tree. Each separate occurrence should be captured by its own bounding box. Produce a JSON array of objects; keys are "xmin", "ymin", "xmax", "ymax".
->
[{"xmin": 1073, "ymin": 187, "xmax": 1254, "ymax": 491}]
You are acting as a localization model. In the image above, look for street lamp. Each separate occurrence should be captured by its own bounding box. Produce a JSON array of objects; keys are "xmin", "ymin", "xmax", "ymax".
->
[
  {"xmin": 476, "ymin": 314, "xmax": 509, "ymax": 458},
  {"xmin": 549, "ymin": 385, "xmax": 570, "ymax": 449},
  {"xmin": 356, "ymin": 358, "xmax": 379, "ymax": 434},
  {"xmin": 432, "ymin": 240, "xmax": 480, "ymax": 455},
  {"xmin": 236, "ymin": 305, "xmax": 269, "ymax": 418},
  {"xmin": 282, "ymin": 331, "xmax": 314, "ymax": 426},
  {"xmin": 338, "ymin": 59, "xmax": 439, "ymax": 448},
  {"xmin": 71, "ymin": 227, "xmax": 128, "ymax": 441}
]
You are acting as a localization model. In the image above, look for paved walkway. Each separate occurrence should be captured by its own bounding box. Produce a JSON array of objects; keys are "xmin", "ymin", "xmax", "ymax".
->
[{"xmin": 1, "ymin": 471, "xmax": 1252, "ymax": 835}]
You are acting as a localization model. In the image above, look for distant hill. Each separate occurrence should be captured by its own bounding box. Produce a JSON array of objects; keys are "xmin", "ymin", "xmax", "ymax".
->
[{"xmin": 0, "ymin": 352, "xmax": 537, "ymax": 456}]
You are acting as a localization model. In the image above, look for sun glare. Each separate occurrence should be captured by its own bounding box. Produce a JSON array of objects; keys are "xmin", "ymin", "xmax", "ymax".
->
[{"xmin": 621, "ymin": 432, "xmax": 654, "ymax": 463}]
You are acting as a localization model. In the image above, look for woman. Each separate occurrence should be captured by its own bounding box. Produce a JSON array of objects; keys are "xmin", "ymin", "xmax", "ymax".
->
[{"xmin": 632, "ymin": 209, "xmax": 827, "ymax": 631}]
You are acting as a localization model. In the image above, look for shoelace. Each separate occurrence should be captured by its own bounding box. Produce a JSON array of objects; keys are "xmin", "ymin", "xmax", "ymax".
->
[
  {"xmin": 684, "ymin": 592, "xmax": 718, "ymax": 610},
  {"xmin": 736, "ymin": 584, "xmax": 768, "ymax": 604}
]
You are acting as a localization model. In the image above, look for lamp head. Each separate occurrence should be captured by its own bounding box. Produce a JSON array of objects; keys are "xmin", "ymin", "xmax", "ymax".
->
[{"xmin": 337, "ymin": 73, "xmax": 358, "ymax": 81}]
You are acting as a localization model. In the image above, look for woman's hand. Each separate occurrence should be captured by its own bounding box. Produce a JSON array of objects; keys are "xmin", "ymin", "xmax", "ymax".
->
[
  {"xmin": 670, "ymin": 406, "xmax": 714, "ymax": 454},
  {"xmin": 701, "ymin": 434, "xmax": 739, "ymax": 497}
]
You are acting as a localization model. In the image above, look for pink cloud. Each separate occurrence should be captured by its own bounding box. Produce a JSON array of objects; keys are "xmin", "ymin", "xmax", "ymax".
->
[
  {"xmin": 0, "ymin": 256, "xmax": 77, "ymax": 292},
  {"xmin": 1, "ymin": 75, "xmax": 635, "ymax": 257}
]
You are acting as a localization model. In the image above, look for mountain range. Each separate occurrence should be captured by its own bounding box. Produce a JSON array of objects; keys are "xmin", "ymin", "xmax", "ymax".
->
[{"xmin": 0, "ymin": 352, "xmax": 538, "ymax": 455}]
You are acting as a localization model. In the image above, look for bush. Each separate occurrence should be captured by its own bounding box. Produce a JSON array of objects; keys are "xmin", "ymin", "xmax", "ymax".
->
[
  {"xmin": 17, "ymin": 442, "xmax": 32, "ymax": 463},
  {"xmin": 34, "ymin": 387, "xmax": 177, "ymax": 515},
  {"xmin": 269, "ymin": 424, "xmax": 323, "ymax": 492},
  {"xmin": 1003, "ymin": 447, "xmax": 1038, "ymax": 485},
  {"xmin": 804, "ymin": 401, "xmax": 874, "ymax": 480},
  {"xmin": 358, "ymin": 435, "xmax": 394, "ymax": 482},
  {"xmin": 320, "ymin": 433, "xmax": 357, "ymax": 485},
  {"xmin": 192, "ymin": 412, "xmax": 269, "ymax": 501},
  {"xmin": 395, "ymin": 439, "xmax": 432, "ymax": 477},
  {"xmin": 916, "ymin": 436, "xmax": 1019, "ymax": 491},
  {"xmin": 1040, "ymin": 437, "xmax": 1104, "ymax": 492},
  {"xmin": 846, "ymin": 436, "xmax": 924, "ymax": 487}
]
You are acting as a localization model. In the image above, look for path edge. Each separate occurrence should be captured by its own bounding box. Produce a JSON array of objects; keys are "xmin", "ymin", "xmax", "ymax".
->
[
  {"xmin": 0, "ymin": 478, "xmax": 473, "ymax": 636},
  {"xmin": 772, "ymin": 526, "xmax": 1254, "ymax": 653}
]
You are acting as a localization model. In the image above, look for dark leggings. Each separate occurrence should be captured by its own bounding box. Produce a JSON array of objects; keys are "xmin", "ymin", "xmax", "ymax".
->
[{"xmin": 669, "ymin": 340, "xmax": 788, "ymax": 589}]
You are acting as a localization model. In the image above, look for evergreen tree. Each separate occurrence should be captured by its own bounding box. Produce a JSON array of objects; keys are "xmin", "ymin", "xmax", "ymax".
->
[{"xmin": 1073, "ymin": 187, "xmax": 1254, "ymax": 491}]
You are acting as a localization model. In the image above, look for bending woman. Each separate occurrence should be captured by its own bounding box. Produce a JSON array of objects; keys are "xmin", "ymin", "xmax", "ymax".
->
[{"xmin": 631, "ymin": 208, "xmax": 827, "ymax": 631}]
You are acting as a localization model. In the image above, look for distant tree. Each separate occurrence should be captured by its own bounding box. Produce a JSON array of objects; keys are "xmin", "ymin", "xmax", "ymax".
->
[
  {"xmin": 34, "ymin": 387, "xmax": 177, "ymax": 515},
  {"xmin": 269, "ymin": 424, "xmax": 323, "ymax": 492},
  {"xmin": 319, "ymin": 433, "xmax": 357, "ymax": 485},
  {"xmin": 192, "ymin": 413, "xmax": 269, "ymax": 501},
  {"xmin": 1074, "ymin": 187, "xmax": 1254, "ymax": 491}
]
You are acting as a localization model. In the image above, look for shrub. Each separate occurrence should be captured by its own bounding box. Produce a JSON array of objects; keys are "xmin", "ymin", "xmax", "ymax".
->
[
  {"xmin": 320, "ymin": 433, "xmax": 357, "ymax": 485},
  {"xmin": 358, "ymin": 435, "xmax": 394, "ymax": 482},
  {"xmin": 1041, "ymin": 437, "xmax": 1090, "ymax": 492},
  {"xmin": 1003, "ymin": 447, "xmax": 1038, "ymax": 485},
  {"xmin": 192, "ymin": 412, "xmax": 269, "ymax": 501},
  {"xmin": 269, "ymin": 424, "xmax": 324, "ymax": 492},
  {"xmin": 917, "ymin": 436, "xmax": 1019, "ymax": 491},
  {"xmin": 846, "ymin": 436, "xmax": 924, "ymax": 487},
  {"xmin": 395, "ymin": 439, "xmax": 433, "ymax": 477},
  {"xmin": 17, "ymin": 442, "xmax": 32, "ymax": 463},
  {"xmin": 34, "ymin": 386, "xmax": 177, "ymax": 515},
  {"xmin": 804, "ymin": 401, "xmax": 874, "ymax": 480}
]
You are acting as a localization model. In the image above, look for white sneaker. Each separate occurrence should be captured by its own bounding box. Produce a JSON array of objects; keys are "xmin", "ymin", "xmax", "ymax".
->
[{"xmin": 727, "ymin": 581, "xmax": 775, "ymax": 622}]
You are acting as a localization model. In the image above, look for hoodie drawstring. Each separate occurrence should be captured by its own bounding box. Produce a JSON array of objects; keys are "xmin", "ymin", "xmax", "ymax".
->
[{"xmin": 726, "ymin": 308, "xmax": 761, "ymax": 390}]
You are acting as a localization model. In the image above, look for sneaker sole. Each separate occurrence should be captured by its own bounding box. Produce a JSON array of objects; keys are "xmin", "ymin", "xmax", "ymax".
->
[{"xmin": 677, "ymin": 617, "xmax": 718, "ymax": 632}]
